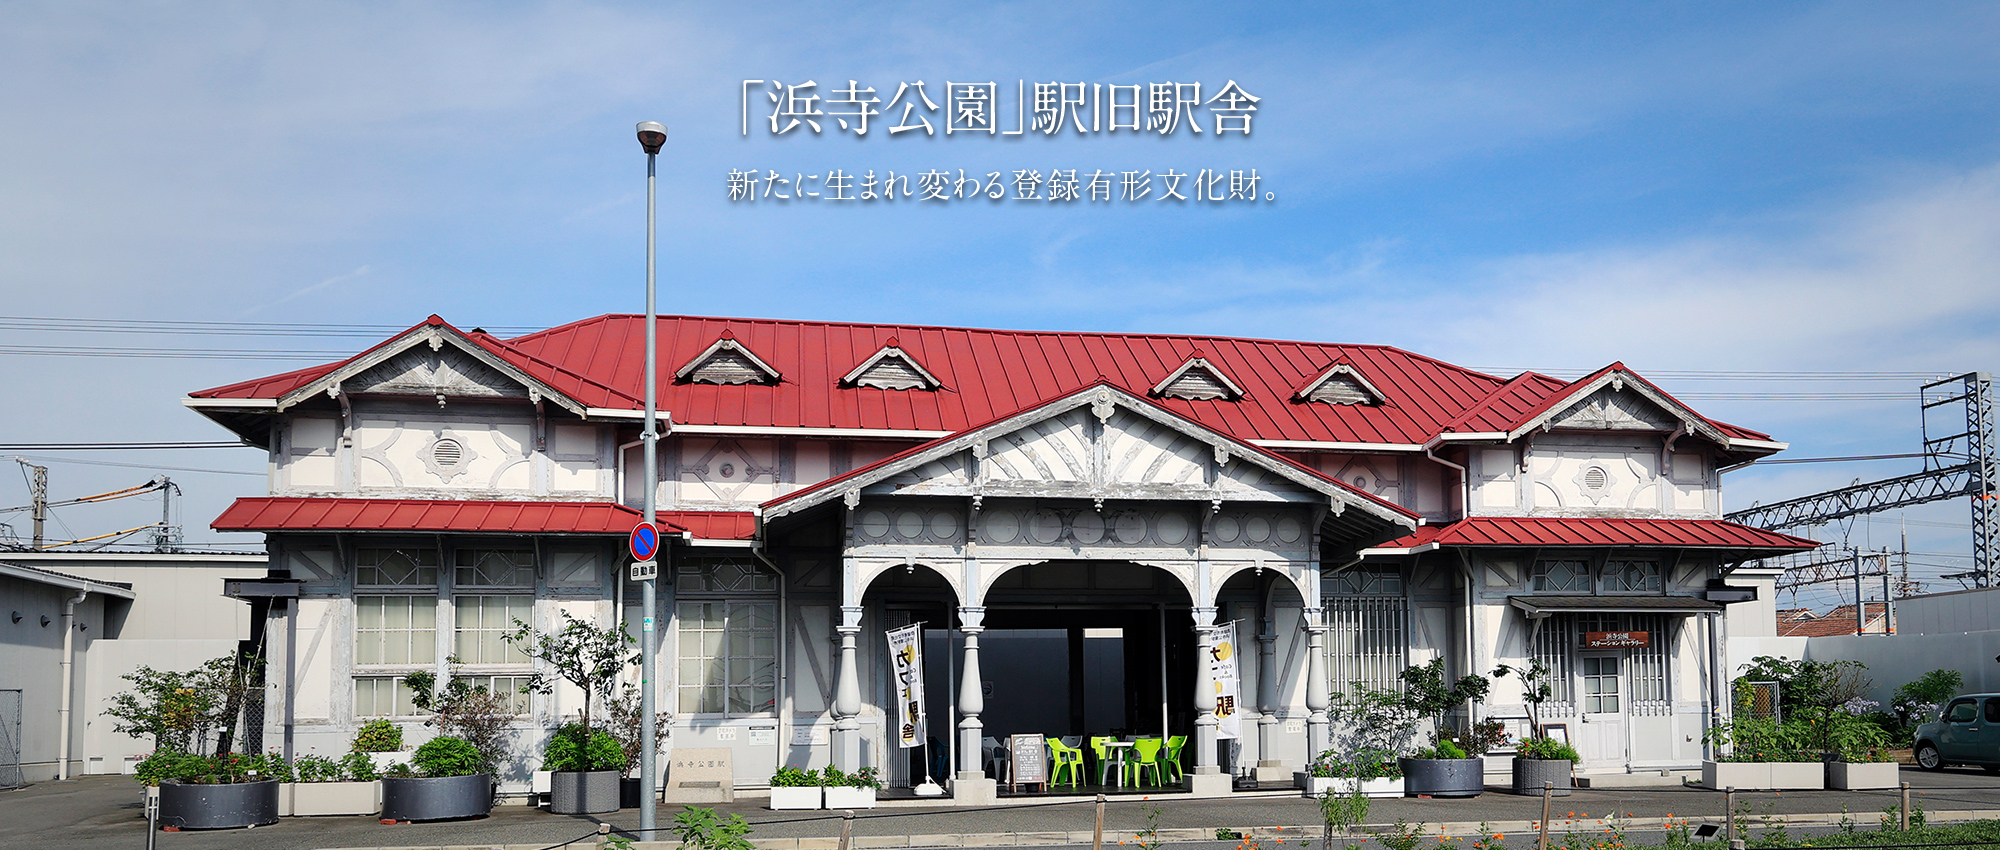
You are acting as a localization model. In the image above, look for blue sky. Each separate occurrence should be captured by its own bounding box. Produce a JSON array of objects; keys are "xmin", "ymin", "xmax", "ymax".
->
[{"xmin": 3, "ymin": 2, "xmax": 1997, "ymax": 608}]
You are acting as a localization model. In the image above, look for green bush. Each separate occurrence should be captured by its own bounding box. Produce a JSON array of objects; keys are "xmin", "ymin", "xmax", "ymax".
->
[
  {"xmin": 294, "ymin": 754, "xmax": 343, "ymax": 782},
  {"xmin": 1516, "ymin": 736, "xmax": 1579, "ymax": 761},
  {"xmin": 133, "ymin": 750, "xmax": 282, "ymax": 785},
  {"xmin": 1411, "ymin": 739, "xmax": 1469, "ymax": 760},
  {"xmin": 1309, "ymin": 748, "xmax": 1402, "ymax": 779},
  {"xmin": 818, "ymin": 766, "xmax": 882, "ymax": 789},
  {"xmin": 541, "ymin": 722, "xmax": 624, "ymax": 772},
  {"xmin": 770, "ymin": 766, "xmax": 820, "ymax": 787},
  {"xmin": 353, "ymin": 719, "xmax": 403, "ymax": 753},
  {"xmin": 412, "ymin": 736, "xmax": 486, "ymax": 778},
  {"xmin": 340, "ymin": 751, "xmax": 379, "ymax": 782}
]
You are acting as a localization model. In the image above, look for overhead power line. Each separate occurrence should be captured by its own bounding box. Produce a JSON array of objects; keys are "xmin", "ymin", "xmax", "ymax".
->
[{"xmin": 0, "ymin": 442, "xmax": 245, "ymax": 451}]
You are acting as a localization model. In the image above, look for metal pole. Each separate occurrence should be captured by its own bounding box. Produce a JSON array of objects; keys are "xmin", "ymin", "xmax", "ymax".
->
[
  {"xmin": 1854, "ymin": 548, "xmax": 1865, "ymax": 634},
  {"xmin": 1724, "ymin": 786, "xmax": 1735, "ymax": 845},
  {"xmin": 1900, "ymin": 781, "xmax": 1911, "ymax": 830},
  {"xmin": 1883, "ymin": 552, "xmax": 1895, "ymax": 633},
  {"xmin": 638, "ymin": 120, "xmax": 666, "ymax": 839}
]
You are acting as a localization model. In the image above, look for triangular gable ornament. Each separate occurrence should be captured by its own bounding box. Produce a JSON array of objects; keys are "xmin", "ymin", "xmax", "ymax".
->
[
  {"xmin": 841, "ymin": 338, "xmax": 942, "ymax": 391},
  {"xmin": 1151, "ymin": 353, "xmax": 1246, "ymax": 401},
  {"xmin": 1293, "ymin": 361, "xmax": 1386, "ymax": 406},
  {"xmin": 675, "ymin": 330, "xmax": 781, "ymax": 385}
]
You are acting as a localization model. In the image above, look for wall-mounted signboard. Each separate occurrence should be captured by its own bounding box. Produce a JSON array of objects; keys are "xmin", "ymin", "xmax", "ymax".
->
[{"xmin": 1583, "ymin": 631, "xmax": 1650, "ymax": 649}]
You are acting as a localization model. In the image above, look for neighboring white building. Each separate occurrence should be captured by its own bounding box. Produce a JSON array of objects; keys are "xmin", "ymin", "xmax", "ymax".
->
[
  {"xmin": 184, "ymin": 315, "xmax": 1815, "ymax": 797},
  {"xmin": 0, "ymin": 550, "xmax": 262, "ymax": 782}
]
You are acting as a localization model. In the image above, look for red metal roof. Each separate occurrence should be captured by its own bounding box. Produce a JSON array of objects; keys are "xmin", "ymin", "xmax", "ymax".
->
[
  {"xmin": 190, "ymin": 314, "xmax": 1774, "ymax": 449},
  {"xmin": 1370, "ymin": 516, "xmax": 1819, "ymax": 552},
  {"xmin": 214, "ymin": 497, "xmax": 676, "ymax": 536},
  {"xmin": 661, "ymin": 510, "xmax": 759, "ymax": 541}
]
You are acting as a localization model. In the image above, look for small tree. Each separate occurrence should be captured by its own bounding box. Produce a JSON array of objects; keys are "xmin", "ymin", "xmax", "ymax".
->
[
  {"xmin": 1500, "ymin": 660, "xmax": 1554, "ymax": 737},
  {"xmin": 608, "ymin": 685, "xmax": 670, "ymax": 776},
  {"xmin": 503, "ymin": 611, "xmax": 637, "ymax": 736},
  {"xmin": 1399, "ymin": 658, "xmax": 1502, "ymax": 747},
  {"xmin": 104, "ymin": 654, "xmax": 259, "ymax": 756}
]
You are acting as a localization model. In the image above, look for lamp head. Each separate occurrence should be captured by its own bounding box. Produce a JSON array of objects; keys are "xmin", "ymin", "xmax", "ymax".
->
[{"xmin": 636, "ymin": 121, "xmax": 667, "ymax": 154}]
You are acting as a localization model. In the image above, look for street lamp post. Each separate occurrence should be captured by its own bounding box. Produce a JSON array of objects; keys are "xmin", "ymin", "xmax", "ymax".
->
[{"xmin": 636, "ymin": 119, "xmax": 667, "ymax": 838}]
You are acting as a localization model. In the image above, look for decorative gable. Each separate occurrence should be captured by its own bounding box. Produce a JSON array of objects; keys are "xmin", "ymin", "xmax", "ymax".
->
[
  {"xmin": 1151, "ymin": 354, "xmax": 1245, "ymax": 401},
  {"xmin": 1294, "ymin": 362, "xmax": 1385, "ymax": 406},
  {"xmin": 349, "ymin": 346, "xmax": 527, "ymax": 399},
  {"xmin": 1547, "ymin": 385, "xmax": 1680, "ymax": 432},
  {"xmin": 841, "ymin": 339, "xmax": 941, "ymax": 391},
  {"xmin": 676, "ymin": 332, "xmax": 780, "ymax": 385}
]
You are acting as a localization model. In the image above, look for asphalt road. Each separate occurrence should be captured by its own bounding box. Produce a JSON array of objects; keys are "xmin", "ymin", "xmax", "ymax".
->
[{"xmin": 6, "ymin": 768, "xmax": 2000, "ymax": 850}]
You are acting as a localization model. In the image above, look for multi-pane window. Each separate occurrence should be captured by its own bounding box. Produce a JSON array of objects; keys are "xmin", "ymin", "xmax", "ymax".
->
[
  {"xmin": 1602, "ymin": 560, "xmax": 1662, "ymax": 593},
  {"xmin": 1326, "ymin": 568, "xmax": 1408, "ymax": 698},
  {"xmin": 356, "ymin": 596, "xmax": 437, "ymax": 665},
  {"xmin": 676, "ymin": 558, "xmax": 776, "ymax": 593},
  {"xmin": 1530, "ymin": 615, "xmax": 1577, "ymax": 714},
  {"xmin": 355, "ymin": 676, "xmax": 418, "ymax": 717},
  {"xmin": 455, "ymin": 595, "xmax": 533, "ymax": 664},
  {"xmin": 357, "ymin": 547, "xmax": 439, "ymax": 587},
  {"xmin": 1532, "ymin": 559, "xmax": 1592, "ymax": 592},
  {"xmin": 676, "ymin": 601, "xmax": 777, "ymax": 715},
  {"xmin": 1582, "ymin": 656, "xmax": 1621, "ymax": 714},
  {"xmin": 461, "ymin": 674, "xmax": 534, "ymax": 716}
]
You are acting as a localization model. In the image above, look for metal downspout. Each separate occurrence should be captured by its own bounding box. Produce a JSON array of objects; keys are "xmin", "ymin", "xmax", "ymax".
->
[
  {"xmin": 57, "ymin": 590, "xmax": 86, "ymax": 780},
  {"xmin": 752, "ymin": 540, "xmax": 788, "ymax": 781}
]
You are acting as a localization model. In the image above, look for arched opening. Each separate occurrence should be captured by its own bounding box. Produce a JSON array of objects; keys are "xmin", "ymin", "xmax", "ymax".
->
[{"xmin": 861, "ymin": 563, "xmax": 959, "ymax": 788}]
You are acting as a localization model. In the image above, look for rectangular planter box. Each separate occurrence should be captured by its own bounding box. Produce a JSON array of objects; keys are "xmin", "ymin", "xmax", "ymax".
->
[
  {"xmin": 1827, "ymin": 761, "xmax": 1901, "ymax": 790},
  {"xmin": 1293, "ymin": 774, "xmax": 1401, "ymax": 798},
  {"xmin": 1702, "ymin": 760, "xmax": 1825, "ymax": 790},
  {"xmin": 288, "ymin": 781, "xmax": 380, "ymax": 816},
  {"xmin": 824, "ymin": 786, "xmax": 877, "ymax": 809},
  {"xmin": 768, "ymin": 786, "xmax": 823, "ymax": 810}
]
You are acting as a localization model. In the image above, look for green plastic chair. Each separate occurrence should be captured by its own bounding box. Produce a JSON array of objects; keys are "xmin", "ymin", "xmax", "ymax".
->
[
  {"xmin": 1125, "ymin": 737, "xmax": 1164, "ymax": 787},
  {"xmin": 1089, "ymin": 736, "xmax": 1115, "ymax": 785},
  {"xmin": 1162, "ymin": 735, "xmax": 1187, "ymax": 783},
  {"xmin": 1046, "ymin": 737, "xmax": 1085, "ymax": 788}
]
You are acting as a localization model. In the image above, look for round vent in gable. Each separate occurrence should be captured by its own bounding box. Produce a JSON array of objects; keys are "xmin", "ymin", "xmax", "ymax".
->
[
  {"xmin": 1581, "ymin": 464, "xmax": 1609, "ymax": 492},
  {"xmin": 432, "ymin": 438, "xmax": 465, "ymax": 468}
]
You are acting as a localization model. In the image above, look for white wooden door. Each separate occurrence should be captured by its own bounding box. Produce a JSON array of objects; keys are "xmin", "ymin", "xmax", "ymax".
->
[{"xmin": 1577, "ymin": 655, "xmax": 1628, "ymax": 770}]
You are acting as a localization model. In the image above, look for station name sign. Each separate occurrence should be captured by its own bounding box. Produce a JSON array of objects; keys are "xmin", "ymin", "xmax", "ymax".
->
[{"xmin": 1583, "ymin": 631, "xmax": 1650, "ymax": 649}]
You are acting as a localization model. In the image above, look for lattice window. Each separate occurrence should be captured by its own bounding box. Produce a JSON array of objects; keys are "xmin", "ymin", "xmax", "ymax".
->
[
  {"xmin": 675, "ymin": 557, "xmax": 776, "ymax": 593},
  {"xmin": 1603, "ymin": 560, "xmax": 1662, "ymax": 593},
  {"xmin": 354, "ymin": 676, "xmax": 418, "ymax": 717},
  {"xmin": 356, "ymin": 547, "xmax": 439, "ymax": 588},
  {"xmin": 1627, "ymin": 614, "xmax": 1672, "ymax": 715},
  {"xmin": 455, "ymin": 548, "xmax": 535, "ymax": 588},
  {"xmin": 1532, "ymin": 559, "xmax": 1592, "ymax": 592},
  {"xmin": 453, "ymin": 595, "xmax": 532, "ymax": 664},
  {"xmin": 1327, "ymin": 566, "xmax": 1404, "ymax": 596},
  {"xmin": 355, "ymin": 595, "xmax": 437, "ymax": 665},
  {"xmin": 1327, "ymin": 595, "xmax": 1408, "ymax": 699},
  {"xmin": 676, "ymin": 601, "xmax": 777, "ymax": 715}
]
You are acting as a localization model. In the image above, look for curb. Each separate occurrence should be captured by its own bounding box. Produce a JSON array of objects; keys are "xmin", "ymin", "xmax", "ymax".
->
[{"xmin": 314, "ymin": 807, "xmax": 2000, "ymax": 850}]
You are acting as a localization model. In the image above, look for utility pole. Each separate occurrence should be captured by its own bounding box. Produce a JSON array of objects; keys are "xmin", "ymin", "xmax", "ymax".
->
[
  {"xmin": 635, "ymin": 119, "xmax": 668, "ymax": 841},
  {"xmin": 27, "ymin": 461, "xmax": 47, "ymax": 548},
  {"xmin": 1854, "ymin": 548, "xmax": 1864, "ymax": 635}
]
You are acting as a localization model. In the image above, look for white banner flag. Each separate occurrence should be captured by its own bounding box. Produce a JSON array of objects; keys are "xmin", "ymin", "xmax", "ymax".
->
[
  {"xmin": 1210, "ymin": 620, "xmax": 1242, "ymax": 740},
  {"xmin": 887, "ymin": 624, "xmax": 925, "ymax": 749}
]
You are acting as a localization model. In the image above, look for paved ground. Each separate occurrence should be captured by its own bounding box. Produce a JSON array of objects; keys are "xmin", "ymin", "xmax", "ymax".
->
[{"xmin": 6, "ymin": 768, "xmax": 2000, "ymax": 850}]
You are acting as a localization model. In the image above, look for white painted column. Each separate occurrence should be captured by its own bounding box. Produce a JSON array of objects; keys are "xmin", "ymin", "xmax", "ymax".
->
[
  {"xmin": 1304, "ymin": 606, "xmax": 1331, "ymax": 760},
  {"xmin": 832, "ymin": 550, "xmax": 864, "ymax": 772},
  {"xmin": 955, "ymin": 607, "xmax": 986, "ymax": 776}
]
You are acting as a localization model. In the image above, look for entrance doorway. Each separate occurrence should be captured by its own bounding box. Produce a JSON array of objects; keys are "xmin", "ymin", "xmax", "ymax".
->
[{"xmin": 1577, "ymin": 654, "xmax": 1628, "ymax": 769}]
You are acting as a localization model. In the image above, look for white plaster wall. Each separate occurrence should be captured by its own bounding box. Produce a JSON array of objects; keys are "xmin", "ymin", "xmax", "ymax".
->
[
  {"xmin": 80, "ymin": 638, "xmax": 239, "ymax": 775},
  {"xmin": 1893, "ymin": 586, "xmax": 2000, "ymax": 635},
  {"xmin": 1807, "ymin": 631, "xmax": 2000, "ymax": 710}
]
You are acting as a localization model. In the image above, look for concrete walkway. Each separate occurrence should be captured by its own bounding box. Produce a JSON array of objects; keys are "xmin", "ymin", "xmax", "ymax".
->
[{"xmin": 5, "ymin": 768, "xmax": 2000, "ymax": 850}]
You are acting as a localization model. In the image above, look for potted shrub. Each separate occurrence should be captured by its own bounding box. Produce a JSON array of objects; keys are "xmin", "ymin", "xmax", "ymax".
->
[
  {"xmin": 609, "ymin": 685, "xmax": 670, "ymax": 808},
  {"xmin": 1317, "ymin": 684, "xmax": 1422, "ymax": 794},
  {"xmin": 136, "ymin": 750, "xmax": 282, "ymax": 829},
  {"xmin": 354, "ymin": 718, "xmax": 410, "ymax": 770},
  {"xmin": 823, "ymin": 766, "xmax": 881, "ymax": 809},
  {"xmin": 288, "ymin": 751, "xmax": 381, "ymax": 816},
  {"xmin": 1510, "ymin": 736, "xmax": 1577, "ymax": 797},
  {"xmin": 768, "ymin": 766, "xmax": 823, "ymax": 810},
  {"xmin": 1395, "ymin": 659, "xmax": 1501, "ymax": 798},
  {"xmin": 506, "ymin": 611, "xmax": 639, "ymax": 814},
  {"xmin": 542, "ymin": 722, "xmax": 625, "ymax": 814},
  {"xmin": 1300, "ymin": 749, "xmax": 1403, "ymax": 798},
  {"xmin": 381, "ymin": 736, "xmax": 493, "ymax": 821}
]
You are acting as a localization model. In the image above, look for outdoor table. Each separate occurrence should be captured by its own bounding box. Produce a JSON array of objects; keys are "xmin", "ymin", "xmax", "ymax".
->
[{"xmin": 1101, "ymin": 740, "xmax": 1134, "ymax": 787}]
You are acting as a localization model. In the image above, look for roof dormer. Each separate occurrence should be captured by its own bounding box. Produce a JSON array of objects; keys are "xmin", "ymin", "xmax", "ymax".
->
[
  {"xmin": 1294, "ymin": 361, "xmax": 1386, "ymax": 406},
  {"xmin": 676, "ymin": 331, "xmax": 780, "ymax": 385},
  {"xmin": 1151, "ymin": 353, "xmax": 1245, "ymax": 401},
  {"xmin": 841, "ymin": 338, "xmax": 941, "ymax": 391}
]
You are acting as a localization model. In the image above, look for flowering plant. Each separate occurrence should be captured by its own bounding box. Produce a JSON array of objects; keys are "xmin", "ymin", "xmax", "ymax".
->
[{"xmin": 1308, "ymin": 748, "xmax": 1402, "ymax": 780}]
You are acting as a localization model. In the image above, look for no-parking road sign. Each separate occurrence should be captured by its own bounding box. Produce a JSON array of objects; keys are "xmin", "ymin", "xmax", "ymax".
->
[{"xmin": 629, "ymin": 521, "xmax": 660, "ymax": 562}]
